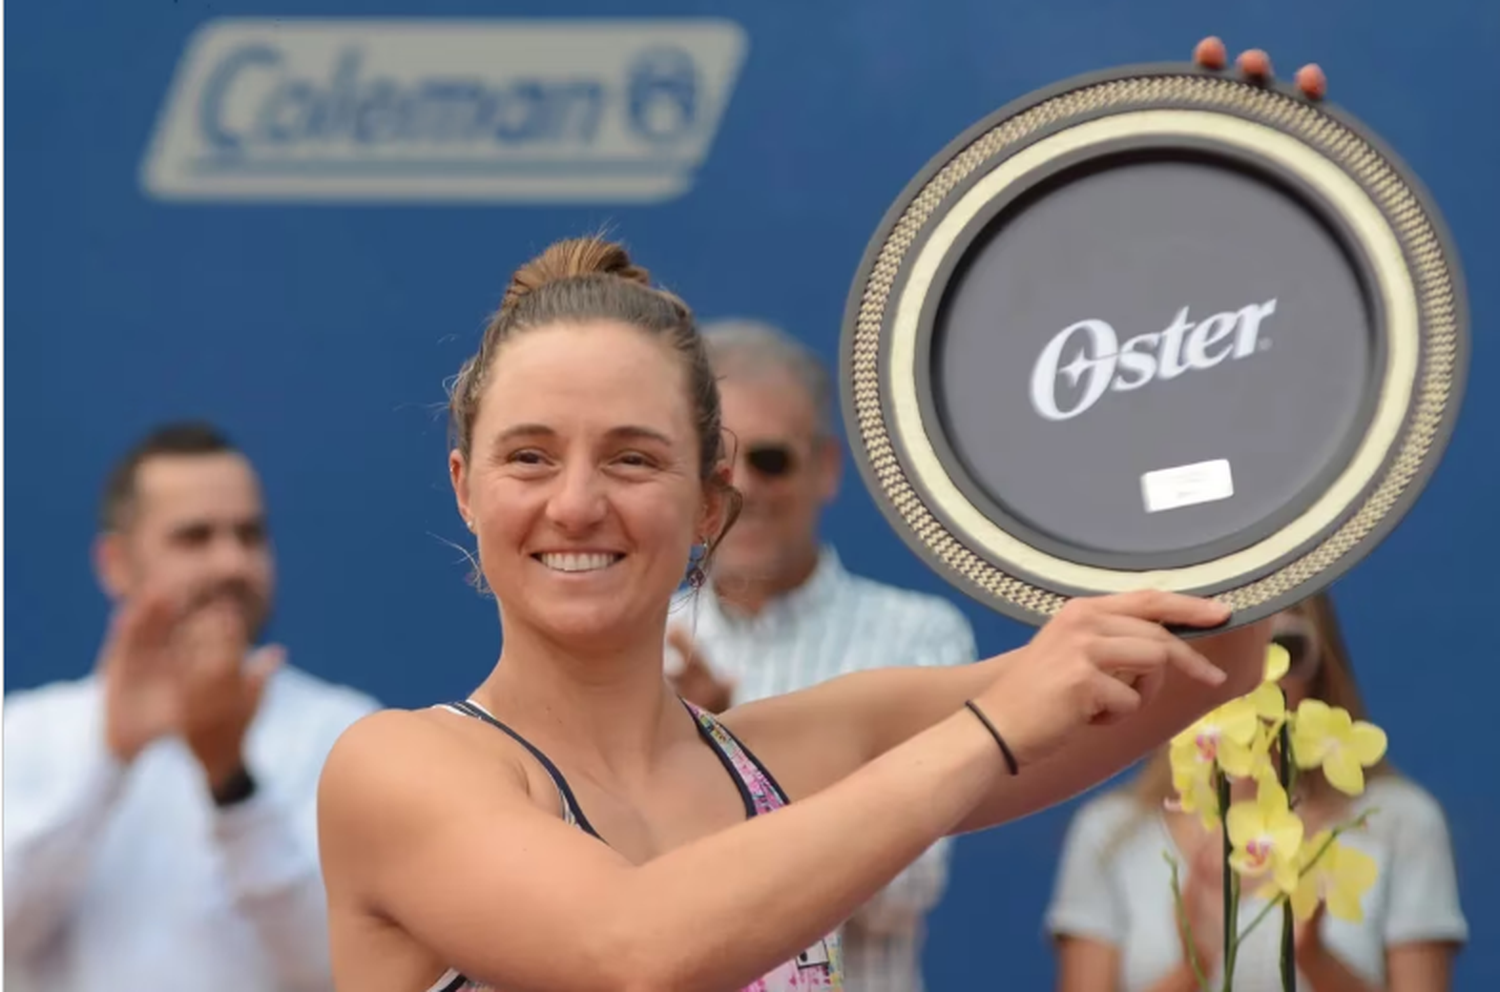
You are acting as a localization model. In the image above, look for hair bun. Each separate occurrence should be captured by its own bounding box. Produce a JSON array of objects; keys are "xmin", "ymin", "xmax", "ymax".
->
[{"xmin": 500, "ymin": 236, "xmax": 651, "ymax": 315}]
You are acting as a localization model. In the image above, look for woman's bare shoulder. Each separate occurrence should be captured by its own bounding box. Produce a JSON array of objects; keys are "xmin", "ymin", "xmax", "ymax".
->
[{"xmin": 318, "ymin": 706, "xmax": 530, "ymax": 839}]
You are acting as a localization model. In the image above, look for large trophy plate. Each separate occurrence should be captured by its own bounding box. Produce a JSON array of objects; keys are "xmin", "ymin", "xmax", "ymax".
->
[{"xmin": 840, "ymin": 61, "xmax": 1468, "ymax": 630}]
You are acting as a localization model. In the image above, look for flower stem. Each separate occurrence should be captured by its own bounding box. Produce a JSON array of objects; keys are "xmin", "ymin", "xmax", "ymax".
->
[
  {"xmin": 1237, "ymin": 892, "xmax": 1288, "ymax": 947},
  {"xmin": 1166, "ymin": 852, "xmax": 1213, "ymax": 992},
  {"xmin": 1219, "ymin": 772, "xmax": 1238, "ymax": 992},
  {"xmin": 1232, "ymin": 825, "xmax": 1363, "ymax": 949},
  {"xmin": 1278, "ymin": 706, "xmax": 1297, "ymax": 992}
]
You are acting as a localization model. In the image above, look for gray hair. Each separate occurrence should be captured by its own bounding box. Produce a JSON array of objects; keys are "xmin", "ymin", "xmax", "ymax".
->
[{"xmin": 699, "ymin": 318, "xmax": 838, "ymax": 437}]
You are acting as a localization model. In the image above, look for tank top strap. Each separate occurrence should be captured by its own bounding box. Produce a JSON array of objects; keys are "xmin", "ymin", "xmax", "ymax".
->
[
  {"xmin": 679, "ymin": 699, "xmax": 794, "ymax": 817},
  {"xmin": 426, "ymin": 699, "xmax": 841, "ymax": 991},
  {"xmin": 440, "ymin": 699, "xmax": 600, "ymax": 839}
]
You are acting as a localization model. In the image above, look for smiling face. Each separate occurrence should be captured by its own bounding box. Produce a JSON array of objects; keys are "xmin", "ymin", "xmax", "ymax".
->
[{"xmin": 451, "ymin": 321, "xmax": 723, "ymax": 651}]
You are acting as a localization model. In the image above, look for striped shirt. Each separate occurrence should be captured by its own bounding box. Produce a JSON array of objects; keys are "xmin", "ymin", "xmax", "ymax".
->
[{"xmin": 669, "ymin": 547, "xmax": 977, "ymax": 992}]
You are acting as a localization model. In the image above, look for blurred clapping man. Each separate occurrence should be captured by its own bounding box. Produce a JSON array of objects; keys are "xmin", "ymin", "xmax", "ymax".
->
[
  {"xmin": 667, "ymin": 321, "xmax": 977, "ymax": 992},
  {"xmin": 4, "ymin": 423, "xmax": 381, "ymax": 992}
]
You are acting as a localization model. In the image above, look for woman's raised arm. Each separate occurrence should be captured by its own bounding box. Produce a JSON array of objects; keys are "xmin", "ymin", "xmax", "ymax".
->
[
  {"xmin": 319, "ymin": 592, "xmax": 1246, "ymax": 992},
  {"xmin": 721, "ymin": 591, "xmax": 1269, "ymax": 833}
]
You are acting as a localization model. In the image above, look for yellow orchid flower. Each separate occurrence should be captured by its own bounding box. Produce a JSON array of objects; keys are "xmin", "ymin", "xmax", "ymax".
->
[
  {"xmin": 1264, "ymin": 642, "xmax": 1291, "ymax": 683},
  {"xmin": 1168, "ymin": 735, "xmax": 1222, "ymax": 828},
  {"xmin": 1246, "ymin": 643, "xmax": 1292, "ymax": 732},
  {"xmin": 1250, "ymin": 754, "xmax": 1282, "ymax": 794},
  {"xmin": 1172, "ymin": 697, "xmax": 1263, "ymax": 780},
  {"xmin": 1227, "ymin": 777, "xmax": 1304, "ymax": 895},
  {"xmin": 1165, "ymin": 644, "xmax": 1298, "ymax": 827},
  {"xmin": 1247, "ymin": 682, "xmax": 1290, "ymax": 730},
  {"xmin": 1290, "ymin": 700, "xmax": 1388, "ymax": 796},
  {"xmin": 1163, "ymin": 642, "xmax": 1390, "ymax": 985},
  {"xmin": 1236, "ymin": 721, "xmax": 1281, "ymax": 789},
  {"xmin": 1289, "ymin": 829, "xmax": 1379, "ymax": 923}
]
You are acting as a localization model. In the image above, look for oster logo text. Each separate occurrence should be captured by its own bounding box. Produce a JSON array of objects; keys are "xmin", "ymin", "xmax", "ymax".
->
[{"xmin": 1028, "ymin": 300, "xmax": 1277, "ymax": 422}]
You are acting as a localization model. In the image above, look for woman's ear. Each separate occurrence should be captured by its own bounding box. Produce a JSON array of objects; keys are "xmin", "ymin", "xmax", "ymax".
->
[{"xmin": 450, "ymin": 449, "xmax": 474, "ymax": 533}]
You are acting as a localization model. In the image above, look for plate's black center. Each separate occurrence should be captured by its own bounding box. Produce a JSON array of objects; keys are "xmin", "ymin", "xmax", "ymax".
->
[{"xmin": 931, "ymin": 152, "xmax": 1376, "ymax": 566}]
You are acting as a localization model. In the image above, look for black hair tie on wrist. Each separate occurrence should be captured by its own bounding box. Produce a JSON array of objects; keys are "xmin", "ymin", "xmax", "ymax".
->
[{"xmin": 965, "ymin": 700, "xmax": 1020, "ymax": 776}]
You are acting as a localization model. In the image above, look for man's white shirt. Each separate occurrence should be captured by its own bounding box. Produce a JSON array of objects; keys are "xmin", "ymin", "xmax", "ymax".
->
[{"xmin": 3, "ymin": 664, "xmax": 380, "ymax": 992}]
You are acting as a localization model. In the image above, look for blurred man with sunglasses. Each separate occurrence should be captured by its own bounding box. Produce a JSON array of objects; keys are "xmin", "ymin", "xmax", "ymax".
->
[{"xmin": 667, "ymin": 319, "xmax": 976, "ymax": 992}]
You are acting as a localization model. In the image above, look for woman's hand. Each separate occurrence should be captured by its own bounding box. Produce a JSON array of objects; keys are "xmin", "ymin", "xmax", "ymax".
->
[
  {"xmin": 1192, "ymin": 35, "xmax": 1328, "ymax": 100},
  {"xmin": 971, "ymin": 591, "xmax": 1233, "ymax": 769}
]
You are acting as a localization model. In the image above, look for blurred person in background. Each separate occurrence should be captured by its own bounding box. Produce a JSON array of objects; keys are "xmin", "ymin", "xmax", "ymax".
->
[
  {"xmin": 4, "ymin": 421, "xmax": 382, "ymax": 992},
  {"xmin": 1045, "ymin": 592, "xmax": 1467, "ymax": 992},
  {"xmin": 666, "ymin": 319, "xmax": 976, "ymax": 992}
]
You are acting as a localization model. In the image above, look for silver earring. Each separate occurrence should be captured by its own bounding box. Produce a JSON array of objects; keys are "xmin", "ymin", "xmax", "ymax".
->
[{"xmin": 465, "ymin": 518, "xmax": 476, "ymax": 533}]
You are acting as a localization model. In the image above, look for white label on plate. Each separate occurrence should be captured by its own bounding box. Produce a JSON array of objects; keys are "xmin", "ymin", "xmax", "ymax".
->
[{"xmin": 1141, "ymin": 459, "xmax": 1234, "ymax": 514}]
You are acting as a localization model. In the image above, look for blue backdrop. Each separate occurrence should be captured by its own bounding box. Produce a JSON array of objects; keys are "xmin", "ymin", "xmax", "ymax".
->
[{"xmin": 7, "ymin": 1, "xmax": 1497, "ymax": 987}]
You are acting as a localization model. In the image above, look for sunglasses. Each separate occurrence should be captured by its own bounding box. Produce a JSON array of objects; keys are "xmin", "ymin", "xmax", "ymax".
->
[{"xmin": 744, "ymin": 443, "xmax": 798, "ymax": 479}]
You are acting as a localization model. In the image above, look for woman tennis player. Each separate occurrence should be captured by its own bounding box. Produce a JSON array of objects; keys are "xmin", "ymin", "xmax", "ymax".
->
[{"xmin": 318, "ymin": 39, "xmax": 1330, "ymax": 991}]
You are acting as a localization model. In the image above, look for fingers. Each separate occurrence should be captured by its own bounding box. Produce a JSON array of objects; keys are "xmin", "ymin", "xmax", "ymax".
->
[
  {"xmin": 1097, "ymin": 615, "xmax": 1225, "ymax": 676},
  {"xmin": 1085, "ymin": 634, "xmax": 1179, "ymax": 673},
  {"xmin": 1193, "ymin": 36, "xmax": 1227, "ymax": 70},
  {"xmin": 1164, "ymin": 639, "xmax": 1228, "ymax": 687},
  {"xmin": 1087, "ymin": 671, "xmax": 1144, "ymax": 724},
  {"xmin": 1053, "ymin": 594, "xmax": 1231, "ymax": 692},
  {"xmin": 1104, "ymin": 630, "xmax": 1222, "ymax": 687},
  {"xmin": 1237, "ymin": 48, "xmax": 1273, "ymax": 81},
  {"xmin": 1192, "ymin": 36, "xmax": 1326, "ymax": 101},
  {"xmin": 110, "ymin": 585, "xmax": 183, "ymax": 655},
  {"xmin": 1092, "ymin": 612, "xmax": 1189, "ymax": 643},
  {"xmin": 1294, "ymin": 63, "xmax": 1327, "ymax": 100},
  {"xmin": 1088, "ymin": 589, "xmax": 1230, "ymax": 630},
  {"xmin": 1087, "ymin": 638, "xmax": 1222, "ymax": 694}
]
